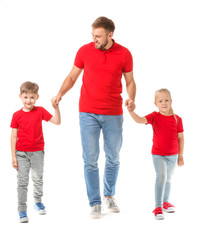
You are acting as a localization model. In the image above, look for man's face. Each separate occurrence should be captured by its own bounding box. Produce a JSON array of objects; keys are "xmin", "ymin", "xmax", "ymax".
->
[{"xmin": 92, "ymin": 27, "xmax": 113, "ymax": 50}]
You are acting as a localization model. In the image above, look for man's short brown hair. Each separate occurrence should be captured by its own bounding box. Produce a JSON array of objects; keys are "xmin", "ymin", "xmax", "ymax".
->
[
  {"xmin": 92, "ymin": 16, "xmax": 115, "ymax": 33},
  {"xmin": 20, "ymin": 81, "xmax": 39, "ymax": 94}
]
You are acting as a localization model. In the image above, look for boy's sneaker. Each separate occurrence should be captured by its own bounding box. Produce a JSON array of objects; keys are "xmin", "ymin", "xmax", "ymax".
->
[
  {"xmin": 103, "ymin": 196, "xmax": 120, "ymax": 213},
  {"xmin": 153, "ymin": 207, "xmax": 164, "ymax": 220},
  {"xmin": 34, "ymin": 202, "xmax": 46, "ymax": 215},
  {"xmin": 90, "ymin": 204, "xmax": 102, "ymax": 219},
  {"xmin": 19, "ymin": 211, "xmax": 29, "ymax": 223},
  {"xmin": 163, "ymin": 202, "xmax": 175, "ymax": 213}
]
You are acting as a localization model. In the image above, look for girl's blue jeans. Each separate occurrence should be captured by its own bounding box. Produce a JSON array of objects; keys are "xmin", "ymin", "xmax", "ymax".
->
[
  {"xmin": 152, "ymin": 154, "xmax": 178, "ymax": 208},
  {"xmin": 79, "ymin": 112, "xmax": 123, "ymax": 207}
]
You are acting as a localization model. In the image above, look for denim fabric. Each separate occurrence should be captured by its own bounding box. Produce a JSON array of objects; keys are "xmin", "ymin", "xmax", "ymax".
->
[
  {"xmin": 152, "ymin": 154, "xmax": 178, "ymax": 208},
  {"xmin": 79, "ymin": 112, "xmax": 123, "ymax": 207}
]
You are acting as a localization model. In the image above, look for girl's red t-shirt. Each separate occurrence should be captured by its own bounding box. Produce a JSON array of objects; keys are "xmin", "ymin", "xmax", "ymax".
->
[{"xmin": 145, "ymin": 112, "xmax": 184, "ymax": 156}]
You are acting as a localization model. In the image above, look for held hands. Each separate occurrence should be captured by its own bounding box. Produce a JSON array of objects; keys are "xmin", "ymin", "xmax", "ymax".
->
[
  {"xmin": 125, "ymin": 99, "xmax": 136, "ymax": 113},
  {"xmin": 51, "ymin": 95, "xmax": 62, "ymax": 108}
]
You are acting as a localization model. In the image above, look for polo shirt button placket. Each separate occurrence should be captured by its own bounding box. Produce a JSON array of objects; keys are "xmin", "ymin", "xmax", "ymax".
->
[{"xmin": 102, "ymin": 52, "xmax": 106, "ymax": 64}]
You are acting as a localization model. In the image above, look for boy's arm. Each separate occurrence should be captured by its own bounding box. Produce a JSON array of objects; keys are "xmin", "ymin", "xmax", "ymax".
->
[
  {"xmin": 49, "ymin": 105, "xmax": 61, "ymax": 125},
  {"xmin": 11, "ymin": 128, "xmax": 18, "ymax": 169},
  {"xmin": 128, "ymin": 111, "xmax": 147, "ymax": 124},
  {"xmin": 177, "ymin": 132, "xmax": 184, "ymax": 166}
]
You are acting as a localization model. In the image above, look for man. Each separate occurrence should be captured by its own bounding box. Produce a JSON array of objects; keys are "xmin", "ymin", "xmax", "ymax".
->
[{"xmin": 52, "ymin": 16, "xmax": 136, "ymax": 218}]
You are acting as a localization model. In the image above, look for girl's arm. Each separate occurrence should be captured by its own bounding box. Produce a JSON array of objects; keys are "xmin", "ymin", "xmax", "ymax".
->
[
  {"xmin": 128, "ymin": 111, "xmax": 147, "ymax": 124},
  {"xmin": 49, "ymin": 104, "xmax": 61, "ymax": 125},
  {"xmin": 11, "ymin": 128, "xmax": 18, "ymax": 169},
  {"xmin": 177, "ymin": 132, "xmax": 184, "ymax": 166}
]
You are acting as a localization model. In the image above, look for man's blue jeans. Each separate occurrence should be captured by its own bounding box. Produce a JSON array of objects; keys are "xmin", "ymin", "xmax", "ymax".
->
[
  {"xmin": 79, "ymin": 112, "xmax": 123, "ymax": 207},
  {"xmin": 152, "ymin": 154, "xmax": 178, "ymax": 208}
]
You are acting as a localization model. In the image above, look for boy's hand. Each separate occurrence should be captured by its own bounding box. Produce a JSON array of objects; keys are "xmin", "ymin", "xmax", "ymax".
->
[
  {"xmin": 125, "ymin": 99, "xmax": 136, "ymax": 113},
  {"xmin": 178, "ymin": 154, "xmax": 184, "ymax": 167},
  {"xmin": 51, "ymin": 96, "xmax": 61, "ymax": 108},
  {"xmin": 12, "ymin": 157, "xmax": 18, "ymax": 169}
]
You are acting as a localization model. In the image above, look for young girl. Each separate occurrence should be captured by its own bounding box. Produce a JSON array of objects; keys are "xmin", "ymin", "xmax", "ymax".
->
[{"xmin": 127, "ymin": 88, "xmax": 184, "ymax": 220}]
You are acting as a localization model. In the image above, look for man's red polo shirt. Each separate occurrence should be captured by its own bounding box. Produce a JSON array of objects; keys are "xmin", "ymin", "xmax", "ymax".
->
[{"xmin": 74, "ymin": 40, "xmax": 133, "ymax": 115}]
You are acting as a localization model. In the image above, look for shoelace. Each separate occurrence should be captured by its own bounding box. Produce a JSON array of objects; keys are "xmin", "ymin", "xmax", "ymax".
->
[
  {"xmin": 163, "ymin": 202, "xmax": 175, "ymax": 208},
  {"xmin": 153, "ymin": 207, "xmax": 163, "ymax": 215},
  {"xmin": 36, "ymin": 202, "xmax": 45, "ymax": 210},
  {"xmin": 107, "ymin": 197, "xmax": 117, "ymax": 208},
  {"xmin": 19, "ymin": 211, "xmax": 27, "ymax": 218}
]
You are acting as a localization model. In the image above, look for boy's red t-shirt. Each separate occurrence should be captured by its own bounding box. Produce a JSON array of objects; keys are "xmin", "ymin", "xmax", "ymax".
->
[
  {"xmin": 145, "ymin": 112, "xmax": 184, "ymax": 156},
  {"xmin": 10, "ymin": 107, "xmax": 52, "ymax": 152},
  {"xmin": 74, "ymin": 40, "xmax": 133, "ymax": 115}
]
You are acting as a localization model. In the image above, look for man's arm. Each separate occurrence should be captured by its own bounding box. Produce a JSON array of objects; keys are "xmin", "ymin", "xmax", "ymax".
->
[
  {"xmin": 52, "ymin": 65, "xmax": 83, "ymax": 107},
  {"xmin": 124, "ymin": 71, "xmax": 136, "ymax": 112}
]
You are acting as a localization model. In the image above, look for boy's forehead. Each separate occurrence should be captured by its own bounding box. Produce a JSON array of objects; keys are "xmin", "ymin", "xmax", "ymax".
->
[{"xmin": 21, "ymin": 92, "xmax": 38, "ymax": 96}]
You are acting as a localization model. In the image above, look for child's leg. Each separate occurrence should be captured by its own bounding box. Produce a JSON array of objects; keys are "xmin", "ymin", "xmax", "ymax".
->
[
  {"xmin": 30, "ymin": 151, "xmax": 44, "ymax": 203},
  {"xmin": 163, "ymin": 155, "xmax": 178, "ymax": 203},
  {"xmin": 152, "ymin": 155, "xmax": 167, "ymax": 208},
  {"xmin": 16, "ymin": 151, "xmax": 31, "ymax": 213}
]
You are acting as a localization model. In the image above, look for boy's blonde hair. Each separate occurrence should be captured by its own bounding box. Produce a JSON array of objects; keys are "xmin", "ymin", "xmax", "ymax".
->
[
  {"xmin": 20, "ymin": 81, "xmax": 39, "ymax": 95},
  {"xmin": 155, "ymin": 88, "xmax": 177, "ymax": 121}
]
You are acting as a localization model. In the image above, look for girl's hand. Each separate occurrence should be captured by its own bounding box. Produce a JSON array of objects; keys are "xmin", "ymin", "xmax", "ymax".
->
[{"xmin": 178, "ymin": 154, "xmax": 184, "ymax": 167}]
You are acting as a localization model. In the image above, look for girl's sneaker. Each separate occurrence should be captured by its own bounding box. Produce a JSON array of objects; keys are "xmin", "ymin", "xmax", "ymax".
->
[
  {"xmin": 19, "ymin": 211, "xmax": 29, "ymax": 223},
  {"xmin": 163, "ymin": 202, "xmax": 175, "ymax": 213},
  {"xmin": 152, "ymin": 207, "xmax": 164, "ymax": 220},
  {"xmin": 34, "ymin": 202, "xmax": 46, "ymax": 215}
]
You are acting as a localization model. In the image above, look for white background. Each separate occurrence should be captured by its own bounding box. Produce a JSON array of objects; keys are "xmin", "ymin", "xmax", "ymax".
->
[{"xmin": 0, "ymin": 0, "xmax": 196, "ymax": 239}]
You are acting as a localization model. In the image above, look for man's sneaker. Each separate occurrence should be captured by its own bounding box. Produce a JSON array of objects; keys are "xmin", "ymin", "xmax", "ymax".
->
[
  {"xmin": 104, "ymin": 196, "xmax": 120, "ymax": 213},
  {"xmin": 153, "ymin": 207, "xmax": 164, "ymax": 220},
  {"xmin": 19, "ymin": 211, "xmax": 29, "ymax": 223},
  {"xmin": 90, "ymin": 204, "xmax": 102, "ymax": 219},
  {"xmin": 163, "ymin": 202, "xmax": 175, "ymax": 213},
  {"xmin": 34, "ymin": 202, "xmax": 46, "ymax": 215}
]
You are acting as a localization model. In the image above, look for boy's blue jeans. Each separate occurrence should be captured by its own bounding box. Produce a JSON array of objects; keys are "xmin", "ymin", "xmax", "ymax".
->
[
  {"xmin": 152, "ymin": 154, "xmax": 178, "ymax": 208},
  {"xmin": 79, "ymin": 112, "xmax": 123, "ymax": 207}
]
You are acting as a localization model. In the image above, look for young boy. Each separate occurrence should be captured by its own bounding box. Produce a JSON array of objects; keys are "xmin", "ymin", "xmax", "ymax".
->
[{"xmin": 10, "ymin": 81, "xmax": 61, "ymax": 223}]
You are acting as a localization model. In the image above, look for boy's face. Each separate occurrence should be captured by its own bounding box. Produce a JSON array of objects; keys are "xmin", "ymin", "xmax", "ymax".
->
[{"xmin": 20, "ymin": 92, "xmax": 39, "ymax": 111}]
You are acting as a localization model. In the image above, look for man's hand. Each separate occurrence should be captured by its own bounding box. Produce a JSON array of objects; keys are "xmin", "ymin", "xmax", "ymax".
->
[
  {"xmin": 51, "ymin": 95, "xmax": 62, "ymax": 108},
  {"xmin": 125, "ymin": 99, "xmax": 136, "ymax": 113}
]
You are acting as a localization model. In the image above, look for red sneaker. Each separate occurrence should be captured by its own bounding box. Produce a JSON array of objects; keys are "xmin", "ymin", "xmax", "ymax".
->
[
  {"xmin": 163, "ymin": 202, "xmax": 175, "ymax": 213},
  {"xmin": 152, "ymin": 207, "xmax": 164, "ymax": 220}
]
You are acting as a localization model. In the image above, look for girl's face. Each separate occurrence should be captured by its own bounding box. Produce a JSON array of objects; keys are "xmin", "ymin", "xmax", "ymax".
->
[{"xmin": 155, "ymin": 92, "xmax": 172, "ymax": 115}]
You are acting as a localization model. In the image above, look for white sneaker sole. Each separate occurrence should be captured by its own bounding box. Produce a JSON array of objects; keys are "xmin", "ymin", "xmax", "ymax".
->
[
  {"xmin": 155, "ymin": 214, "xmax": 164, "ymax": 220},
  {"xmin": 20, "ymin": 217, "xmax": 29, "ymax": 223},
  {"xmin": 34, "ymin": 206, "xmax": 46, "ymax": 215},
  {"xmin": 163, "ymin": 207, "xmax": 175, "ymax": 213}
]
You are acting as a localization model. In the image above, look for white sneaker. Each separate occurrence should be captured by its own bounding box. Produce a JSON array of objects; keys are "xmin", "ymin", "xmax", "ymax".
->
[
  {"xmin": 90, "ymin": 204, "xmax": 102, "ymax": 219},
  {"xmin": 104, "ymin": 197, "xmax": 120, "ymax": 213}
]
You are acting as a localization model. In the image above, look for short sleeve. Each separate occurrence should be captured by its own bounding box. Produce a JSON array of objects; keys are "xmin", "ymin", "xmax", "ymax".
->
[
  {"xmin": 122, "ymin": 49, "xmax": 133, "ymax": 73},
  {"xmin": 10, "ymin": 113, "xmax": 18, "ymax": 128},
  {"xmin": 145, "ymin": 112, "xmax": 156, "ymax": 125},
  {"xmin": 177, "ymin": 117, "xmax": 184, "ymax": 133},
  {"xmin": 40, "ymin": 107, "xmax": 53, "ymax": 122},
  {"xmin": 74, "ymin": 47, "xmax": 84, "ymax": 69}
]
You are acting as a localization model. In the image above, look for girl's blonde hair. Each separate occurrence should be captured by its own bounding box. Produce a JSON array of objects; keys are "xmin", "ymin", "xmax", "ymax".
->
[{"xmin": 155, "ymin": 88, "xmax": 177, "ymax": 121}]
